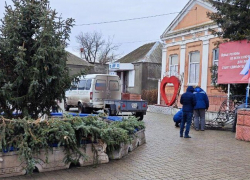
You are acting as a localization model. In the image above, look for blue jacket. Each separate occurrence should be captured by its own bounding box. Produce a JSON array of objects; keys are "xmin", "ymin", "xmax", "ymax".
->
[
  {"xmin": 193, "ymin": 87, "xmax": 209, "ymax": 109},
  {"xmin": 173, "ymin": 109, "xmax": 182, "ymax": 123},
  {"xmin": 180, "ymin": 86, "xmax": 196, "ymax": 112}
]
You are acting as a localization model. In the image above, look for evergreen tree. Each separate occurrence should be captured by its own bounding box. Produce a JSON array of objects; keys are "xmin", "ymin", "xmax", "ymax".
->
[
  {"xmin": 207, "ymin": 0, "xmax": 249, "ymax": 96},
  {"xmin": 0, "ymin": 0, "xmax": 74, "ymax": 119},
  {"xmin": 208, "ymin": 0, "xmax": 250, "ymax": 41}
]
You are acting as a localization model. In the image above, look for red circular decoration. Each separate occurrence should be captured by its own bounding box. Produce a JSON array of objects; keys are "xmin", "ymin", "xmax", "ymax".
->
[{"xmin": 160, "ymin": 76, "xmax": 180, "ymax": 106}]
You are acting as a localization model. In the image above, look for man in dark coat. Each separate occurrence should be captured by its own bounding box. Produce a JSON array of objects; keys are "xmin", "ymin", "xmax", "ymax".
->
[
  {"xmin": 180, "ymin": 86, "xmax": 196, "ymax": 138},
  {"xmin": 193, "ymin": 86, "xmax": 209, "ymax": 131}
]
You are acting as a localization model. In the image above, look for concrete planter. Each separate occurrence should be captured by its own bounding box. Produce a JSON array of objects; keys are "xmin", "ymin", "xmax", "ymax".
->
[
  {"xmin": 33, "ymin": 147, "xmax": 70, "ymax": 173},
  {"xmin": 108, "ymin": 129, "xmax": 146, "ymax": 159},
  {"xmin": 107, "ymin": 142, "xmax": 130, "ymax": 160},
  {"xmin": 0, "ymin": 151, "xmax": 26, "ymax": 178},
  {"xmin": 0, "ymin": 141, "xmax": 109, "ymax": 178},
  {"xmin": 79, "ymin": 142, "xmax": 109, "ymax": 166}
]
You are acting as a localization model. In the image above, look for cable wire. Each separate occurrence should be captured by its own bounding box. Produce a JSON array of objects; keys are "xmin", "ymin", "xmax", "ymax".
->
[{"xmin": 76, "ymin": 12, "xmax": 180, "ymax": 26}]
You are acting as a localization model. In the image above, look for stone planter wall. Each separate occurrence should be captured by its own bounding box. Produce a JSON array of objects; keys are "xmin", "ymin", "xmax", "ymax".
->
[
  {"xmin": 0, "ymin": 151, "xmax": 26, "ymax": 178},
  {"xmin": 236, "ymin": 109, "xmax": 250, "ymax": 141},
  {"xmin": 78, "ymin": 142, "xmax": 109, "ymax": 166},
  {"xmin": 0, "ymin": 142, "xmax": 108, "ymax": 178},
  {"xmin": 33, "ymin": 147, "xmax": 70, "ymax": 173},
  {"xmin": 0, "ymin": 129, "xmax": 144, "ymax": 178},
  {"xmin": 108, "ymin": 129, "xmax": 146, "ymax": 160}
]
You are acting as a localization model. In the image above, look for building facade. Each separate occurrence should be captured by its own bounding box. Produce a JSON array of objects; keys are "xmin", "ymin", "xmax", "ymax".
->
[
  {"xmin": 160, "ymin": 0, "xmax": 226, "ymax": 111},
  {"xmin": 109, "ymin": 42, "xmax": 162, "ymax": 95}
]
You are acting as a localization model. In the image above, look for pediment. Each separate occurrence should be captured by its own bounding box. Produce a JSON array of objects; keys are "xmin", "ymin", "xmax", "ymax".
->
[{"xmin": 161, "ymin": 0, "xmax": 216, "ymax": 39}]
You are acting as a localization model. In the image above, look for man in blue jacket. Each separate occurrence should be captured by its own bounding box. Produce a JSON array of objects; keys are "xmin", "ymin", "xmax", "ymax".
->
[
  {"xmin": 180, "ymin": 86, "xmax": 196, "ymax": 138},
  {"xmin": 193, "ymin": 86, "xmax": 209, "ymax": 131},
  {"xmin": 173, "ymin": 109, "xmax": 183, "ymax": 127}
]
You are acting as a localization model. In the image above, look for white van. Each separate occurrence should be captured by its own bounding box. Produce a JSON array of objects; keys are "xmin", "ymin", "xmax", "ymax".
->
[{"xmin": 65, "ymin": 74, "xmax": 121, "ymax": 113}]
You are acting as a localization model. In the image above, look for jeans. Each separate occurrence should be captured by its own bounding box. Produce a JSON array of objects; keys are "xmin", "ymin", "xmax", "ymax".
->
[{"xmin": 180, "ymin": 111, "xmax": 193, "ymax": 137}]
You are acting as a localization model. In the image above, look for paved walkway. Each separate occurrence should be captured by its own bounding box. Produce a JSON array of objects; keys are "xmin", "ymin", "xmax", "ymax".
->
[{"xmin": 4, "ymin": 112, "xmax": 250, "ymax": 180}]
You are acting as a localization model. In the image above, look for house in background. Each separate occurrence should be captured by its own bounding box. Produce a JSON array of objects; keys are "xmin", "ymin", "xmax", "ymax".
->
[
  {"xmin": 67, "ymin": 52, "xmax": 109, "ymax": 76},
  {"xmin": 66, "ymin": 52, "xmax": 94, "ymax": 76},
  {"xmin": 109, "ymin": 42, "xmax": 162, "ymax": 95},
  {"xmin": 160, "ymin": 0, "xmax": 225, "ymax": 111}
]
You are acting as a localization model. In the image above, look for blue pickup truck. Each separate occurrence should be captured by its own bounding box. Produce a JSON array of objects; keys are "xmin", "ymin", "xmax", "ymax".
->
[{"xmin": 103, "ymin": 99, "xmax": 148, "ymax": 121}]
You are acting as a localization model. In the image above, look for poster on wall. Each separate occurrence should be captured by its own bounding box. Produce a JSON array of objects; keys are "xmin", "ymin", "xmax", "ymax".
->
[{"xmin": 218, "ymin": 40, "xmax": 250, "ymax": 84}]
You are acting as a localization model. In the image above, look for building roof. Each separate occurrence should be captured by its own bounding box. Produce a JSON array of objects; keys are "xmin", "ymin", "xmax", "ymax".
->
[
  {"xmin": 67, "ymin": 51, "xmax": 93, "ymax": 66},
  {"xmin": 117, "ymin": 42, "xmax": 162, "ymax": 63}
]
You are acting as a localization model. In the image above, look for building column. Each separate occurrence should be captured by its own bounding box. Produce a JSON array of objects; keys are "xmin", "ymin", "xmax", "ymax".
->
[
  {"xmin": 121, "ymin": 71, "xmax": 124, "ymax": 93},
  {"xmin": 180, "ymin": 44, "xmax": 186, "ymax": 94},
  {"xmin": 158, "ymin": 46, "xmax": 167, "ymax": 104},
  {"xmin": 161, "ymin": 46, "xmax": 167, "ymax": 79},
  {"xmin": 201, "ymin": 39, "xmax": 209, "ymax": 92}
]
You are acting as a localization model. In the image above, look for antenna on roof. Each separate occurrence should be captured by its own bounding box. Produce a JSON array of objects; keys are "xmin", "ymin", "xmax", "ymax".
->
[{"xmin": 80, "ymin": 48, "xmax": 84, "ymax": 59}]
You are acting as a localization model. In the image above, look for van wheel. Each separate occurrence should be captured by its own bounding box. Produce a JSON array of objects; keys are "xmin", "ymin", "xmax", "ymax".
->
[
  {"xmin": 78, "ymin": 104, "xmax": 83, "ymax": 114},
  {"xmin": 64, "ymin": 102, "xmax": 70, "ymax": 111},
  {"xmin": 78, "ymin": 103, "xmax": 91, "ymax": 114}
]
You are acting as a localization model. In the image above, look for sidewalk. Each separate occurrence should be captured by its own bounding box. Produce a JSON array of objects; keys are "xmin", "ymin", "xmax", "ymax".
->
[{"xmin": 4, "ymin": 112, "xmax": 250, "ymax": 180}]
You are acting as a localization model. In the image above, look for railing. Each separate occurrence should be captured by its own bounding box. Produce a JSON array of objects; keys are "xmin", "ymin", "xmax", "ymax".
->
[{"xmin": 205, "ymin": 95, "xmax": 247, "ymax": 130}]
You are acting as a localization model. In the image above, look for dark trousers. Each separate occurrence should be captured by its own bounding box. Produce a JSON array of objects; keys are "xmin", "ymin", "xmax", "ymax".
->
[
  {"xmin": 194, "ymin": 109, "xmax": 205, "ymax": 130},
  {"xmin": 180, "ymin": 111, "xmax": 193, "ymax": 137}
]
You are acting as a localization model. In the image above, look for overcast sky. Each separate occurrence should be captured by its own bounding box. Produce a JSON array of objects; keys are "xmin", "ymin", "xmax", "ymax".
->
[{"xmin": 0, "ymin": 0, "xmax": 190, "ymax": 59}]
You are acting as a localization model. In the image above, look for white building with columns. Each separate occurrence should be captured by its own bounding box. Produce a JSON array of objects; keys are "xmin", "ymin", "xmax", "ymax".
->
[{"xmin": 160, "ymin": 0, "xmax": 225, "ymax": 111}]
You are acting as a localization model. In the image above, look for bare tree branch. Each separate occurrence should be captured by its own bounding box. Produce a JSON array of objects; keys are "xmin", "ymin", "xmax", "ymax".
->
[{"xmin": 76, "ymin": 31, "xmax": 119, "ymax": 64}]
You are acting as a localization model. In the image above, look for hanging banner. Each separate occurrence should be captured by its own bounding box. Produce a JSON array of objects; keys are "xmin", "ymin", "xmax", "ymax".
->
[{"xmin": 218, "ymin": 40, "xmax": 250, "ymax": 84}]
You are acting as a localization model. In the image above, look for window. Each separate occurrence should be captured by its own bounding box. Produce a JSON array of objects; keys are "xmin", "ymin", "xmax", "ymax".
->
[
  {"xmin": 78, "ymin": 80, "xmax": 86, "ymax": 90},
  {"xmin": 128, "ymin": 70, "xmax": 135, "ymax": 87},
  {"xmin": 70, "ymin": 82, "xmax": 77, "ymax": 90},
  {"xmin": 109, "ymin": 80, "xmax": 119, "ymax": 91},
  {"xmin": 213, "ymin": 48, "xmax": 219, "ymax": 66},
  {"xmin": 95, "ymin": 79, "xmax": 106, "ymax": 91},
  {"xmin": 212, "ymin": 48, "xmax": 219, "ymax": 85},
  {"xmin": 188, "ymin": 51, "xmax": 200, "ymax": 84},
  {"xmin": 86, "ymin": 79, "xmax": 92, "ymax": 90},
  {"xmin": 169, "ymin": 55, "xmax": 178, "ymax": 76}
]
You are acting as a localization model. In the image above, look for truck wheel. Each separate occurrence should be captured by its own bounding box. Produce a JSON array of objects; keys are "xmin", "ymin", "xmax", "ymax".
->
[
  {"xmin": 64, "ymin": 102, "xmax": 70, "ymax": 111},
  {"xmin": 84, "ymin": 107, "xmax": 92, "ymax": 114},
  {"xmin": 104, "ymin": 108, "xmax": 111, "ymax": 116},
  {"xmin": 104, "ymin": 108, "xmax": 117, "ymax": 116},
  {"xmin": 135, "ymin": 112, "xmax": 144, "ymax": 121}
]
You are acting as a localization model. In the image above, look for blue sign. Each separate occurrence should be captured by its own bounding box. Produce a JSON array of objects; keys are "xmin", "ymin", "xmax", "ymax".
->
[{"xmin": 109, "ymin": 63, "xmax": 120, "ymax": 69}]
